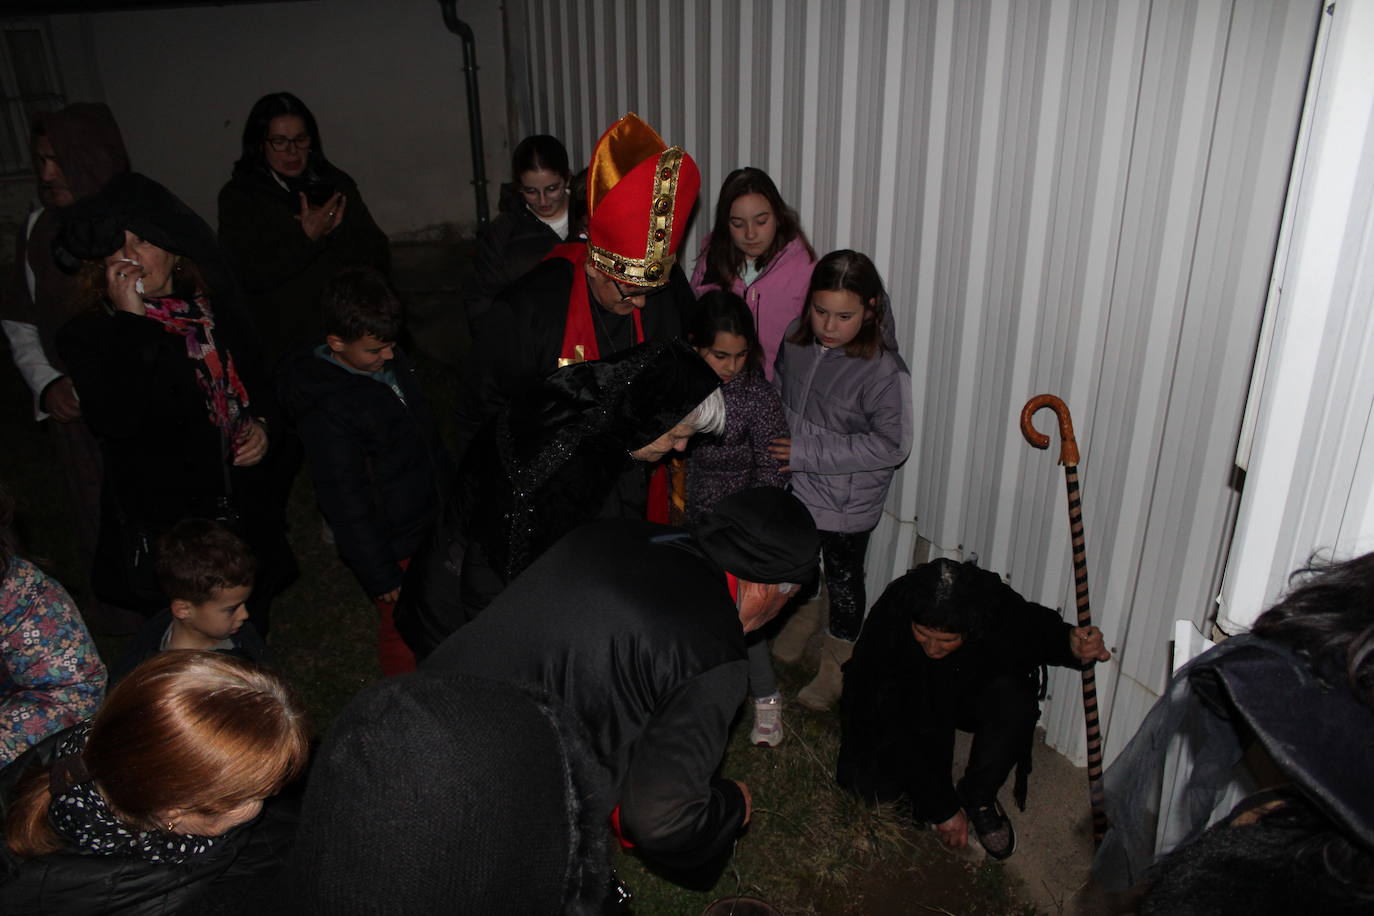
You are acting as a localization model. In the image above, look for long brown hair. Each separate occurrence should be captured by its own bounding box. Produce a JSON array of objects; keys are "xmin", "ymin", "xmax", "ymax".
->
[
  {"xmin": 5, "ymin": 652, "xmax": 309, "ymax": 857},
  {"xmin": 702, "ymin": 167, "xmax": 813, "ymax": 287},
  {"xmin": 787, "ymin": 249, "xmax": 890, "ymax": 360}
]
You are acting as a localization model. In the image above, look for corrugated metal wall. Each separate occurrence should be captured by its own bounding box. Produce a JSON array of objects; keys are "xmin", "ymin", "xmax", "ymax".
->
[
  {"xmin": 1220, "ymin": 1, "xmax": 1374, "ymax": 632},
  {"xmin": 507, "ymin": 0, "xmax": 1319, "ymax": 764}
]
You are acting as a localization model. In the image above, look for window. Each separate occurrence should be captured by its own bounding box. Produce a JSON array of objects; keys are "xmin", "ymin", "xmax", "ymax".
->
[{"xmin": 0, "ymin": 19, "xmax": 65, "ymax": 177}]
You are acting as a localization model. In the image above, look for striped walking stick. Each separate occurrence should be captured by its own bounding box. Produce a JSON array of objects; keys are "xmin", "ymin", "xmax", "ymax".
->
[{"xmin": 1020, "ymin": 394, "xmax": 1109, "ymax": 846}]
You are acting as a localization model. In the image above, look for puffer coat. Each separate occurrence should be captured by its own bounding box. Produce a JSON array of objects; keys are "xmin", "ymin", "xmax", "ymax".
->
[{"xmin": 773, "ymin": 320, "xmax": 912, "ymax": 532}]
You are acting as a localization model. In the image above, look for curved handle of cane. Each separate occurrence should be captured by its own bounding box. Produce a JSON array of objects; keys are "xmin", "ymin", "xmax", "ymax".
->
[{"xmin": 1020, "ymin": 394, "xmax": 1080, "ymax": 466}]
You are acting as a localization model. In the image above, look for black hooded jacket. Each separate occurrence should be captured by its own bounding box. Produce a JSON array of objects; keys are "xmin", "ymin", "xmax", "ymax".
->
[
  {"xmin": 54, "ymin": 173, "xmax": 296, "ymax": 611},
  {"xmin": 277, "ymin": 344, "xmax": 451, "ymax": 598},
  {"xmin": 425, "ymin": 519, "xmax": 750, "ymax": 874},
  {"xmin": 395, "ymin": 340, "xmax": 719, "ymax": 656}
]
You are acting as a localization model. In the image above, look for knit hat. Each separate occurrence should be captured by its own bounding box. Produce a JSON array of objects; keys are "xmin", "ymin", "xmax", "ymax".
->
[
  {"xmin": 691, "ymin": 487, "xmax": 819, "ymax": 584},
  {"xmin": 276, "ymin": 673, "xmax": 612, "ymax": 915},
  {"xmin": 585, "ymin": 113, "xmax": 700, "ymax": 289}
]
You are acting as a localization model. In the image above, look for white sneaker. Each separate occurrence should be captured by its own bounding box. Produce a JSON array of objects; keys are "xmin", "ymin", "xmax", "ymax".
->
[{"xmin": 751, "ymin": 693, "xmax": 784, "ymax": 747}]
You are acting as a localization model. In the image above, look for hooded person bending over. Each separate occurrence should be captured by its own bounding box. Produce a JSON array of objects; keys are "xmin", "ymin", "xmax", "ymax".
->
[
  {"xmin": 396, "ymin": 339, "xmax": 723, "ymax": 659},
  {"xmin": 425, "ymin": 488, "xmax": 819, "ymax": 881}
]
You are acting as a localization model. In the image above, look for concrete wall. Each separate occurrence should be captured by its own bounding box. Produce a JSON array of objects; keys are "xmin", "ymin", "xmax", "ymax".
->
[{"xmin": 40, "ymin": 0, "xmax": 509, "ymax": 239}]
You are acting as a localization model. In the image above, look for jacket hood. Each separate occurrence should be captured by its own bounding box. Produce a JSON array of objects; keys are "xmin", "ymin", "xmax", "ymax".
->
[
  {"xmin": 33, "ymin": 103, "xmax": 130, "ymax": 203},
  {"xmin": 504, "ymin": 338, "xmax": 719, "ymax": 465},
  {"xmin": 277, "ymin": 344, "xmax": 391, "ymax": 418},
  {"xmin": 54, "ymin": 173, "xmax": 241, "ymax": 305}
]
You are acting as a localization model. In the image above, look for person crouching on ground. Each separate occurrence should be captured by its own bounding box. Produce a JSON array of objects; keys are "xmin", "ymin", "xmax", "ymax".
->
[
  {"xmin": 278, "ymin": 265, "xmax": 452, "ymax": 676},
  {"xmin": 837, "ymin": 558, "xmax": 1110, "ymax": 860},
  {"xmin": 108, "ymin": 518, "xmax": 272, "ymax": 684}
]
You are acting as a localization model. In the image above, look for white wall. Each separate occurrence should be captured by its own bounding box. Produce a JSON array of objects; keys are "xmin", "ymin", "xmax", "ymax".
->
[
  {"xmin": 512, "ymin": 0, "xmax": 1319, "ymax": 766},
  {"xmin": 1220, "ymin": 1, "xmax": 1374, "ymax": 631},
  {"xmin": 43, "ymin": 0, "xmax": 508, "ymax": 237}
]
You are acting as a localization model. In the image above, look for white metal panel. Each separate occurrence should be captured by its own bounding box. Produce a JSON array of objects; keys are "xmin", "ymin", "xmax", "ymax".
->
[
  {"xmin": 506, "ymin": 0, "xmax": 1319, "ymax": 765},
  {"xmin": 1221, "ymin": 0, "xmax": 1374, "ymax": 630}
]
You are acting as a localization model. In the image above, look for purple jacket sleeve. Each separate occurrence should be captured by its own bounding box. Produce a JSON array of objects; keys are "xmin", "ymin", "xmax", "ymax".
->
[{"xmin": 788, "ymin": 357, "xmax": 913, "ymax": 475}]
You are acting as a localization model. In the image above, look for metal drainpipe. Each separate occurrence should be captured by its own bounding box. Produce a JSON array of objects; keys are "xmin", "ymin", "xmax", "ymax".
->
[{"xmin": 439, "ymin": 0, "xmax": 490, "ymax": 226}]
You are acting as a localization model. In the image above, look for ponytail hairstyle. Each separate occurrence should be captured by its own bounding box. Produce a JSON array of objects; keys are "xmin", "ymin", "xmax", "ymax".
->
[
  {"xmin": 5, "ymin": 651, "xmax": 310, "ymax": 857},
  {"xmin": 703, "ymin": 167, "xmax": 813, "ymax": 287},
  {"xmin": 687, "ymin": 289, "xmax": 763, "ymax": 375},
  {"xmin": 788, "ymin": 249, "xmax": 889, "ymax": 360},
  {"xmin": 511, "ymin": 134, "xmax": 572, "ymax": 185}
]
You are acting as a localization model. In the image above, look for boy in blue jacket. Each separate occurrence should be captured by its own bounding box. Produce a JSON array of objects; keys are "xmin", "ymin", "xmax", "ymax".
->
[{"xmin": 278, "ymin": 266, "xmax": 452, "ymax": 674}]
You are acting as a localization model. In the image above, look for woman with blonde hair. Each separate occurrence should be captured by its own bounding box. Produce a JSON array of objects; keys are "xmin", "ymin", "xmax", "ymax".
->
[{"xmin": 0, "ymin": 651, "xmax": 309, "ymax": 914}]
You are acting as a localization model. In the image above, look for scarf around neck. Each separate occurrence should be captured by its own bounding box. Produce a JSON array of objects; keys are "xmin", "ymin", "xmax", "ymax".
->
[
  {"xmin": 142, "ymin": 295, "xmax": 252, "ymax": 449},
  {"xmin": 47, "ymin": 725, "xmax": 223, "ymax": 864}
]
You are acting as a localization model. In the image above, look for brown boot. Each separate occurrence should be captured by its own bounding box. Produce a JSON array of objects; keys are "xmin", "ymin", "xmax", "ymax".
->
[
  {"xmin": 796, "ymin": 635, "xmax": 853, "ymax": 711},
  {"xmin": 771, "ymin": 585, "xmax": 827, "ymax": 665}
]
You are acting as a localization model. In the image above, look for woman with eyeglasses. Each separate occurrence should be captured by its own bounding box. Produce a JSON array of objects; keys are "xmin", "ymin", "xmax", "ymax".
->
[
  {"xmin": 217, "ymin": 92, "xmax": 389, "ymax": 363},
  {"xmin": 464, "ymin": 134, "xmax": 587, "ymax": 329}
]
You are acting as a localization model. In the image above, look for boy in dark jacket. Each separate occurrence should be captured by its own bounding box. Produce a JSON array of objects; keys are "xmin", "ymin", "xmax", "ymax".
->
[
  {"xmin": 109, "ymin": 518, "xmax": 270, "ymax": 683},
  {"xmin": 278, "ymin": 266, "xmax": 452, "ymax": 675}
]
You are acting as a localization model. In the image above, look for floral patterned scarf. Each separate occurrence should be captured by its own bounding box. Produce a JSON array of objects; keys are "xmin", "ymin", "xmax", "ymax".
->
[{"xmin": 143, "ymin": 295, "xmax": 252, "ymax": 454}]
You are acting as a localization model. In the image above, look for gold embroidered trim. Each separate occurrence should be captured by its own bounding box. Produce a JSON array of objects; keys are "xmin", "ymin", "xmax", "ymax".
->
[{"xmin": 586, "ymin": 147, "xmax": 685, "ymax": 287}]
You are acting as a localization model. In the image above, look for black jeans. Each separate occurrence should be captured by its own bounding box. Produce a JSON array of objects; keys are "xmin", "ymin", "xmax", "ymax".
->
[{"xmin": 819, "ymin": 528, "xmax": 873, "ymax": 641}]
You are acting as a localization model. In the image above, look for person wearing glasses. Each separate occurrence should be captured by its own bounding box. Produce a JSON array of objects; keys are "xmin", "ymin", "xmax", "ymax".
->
[
  {"xmin": 454, "ymin": 114, "xmax": 701, "ymax": 464},
  {"xmin": 217, "ymin": 92, "xmax": 389, "ymax": 364},
  {"xmin": 464, "ymin": 134, "xmax": 587, "ymax": 330}
]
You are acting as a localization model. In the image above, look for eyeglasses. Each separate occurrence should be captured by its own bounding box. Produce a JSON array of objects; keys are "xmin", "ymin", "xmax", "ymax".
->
[
  {"xmin": 612, "ymin": 278, "xmax": 664, "ymax": 303},
  {"xmin": 265, "ymin": 135, "xmax": 312, "ymax": 152}
]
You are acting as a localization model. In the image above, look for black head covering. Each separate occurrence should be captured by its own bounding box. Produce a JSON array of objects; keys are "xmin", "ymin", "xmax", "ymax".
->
[
  {"xmin": 506, "ymin": 337, "xmax": 721, "ymax": 462},
  {"xmin": 691, "ymin": 487, "xmax": 819, "ymax": 584},
  {"xmin": 276, "ymin": 672, "xmax": 612, "ymax": 915},
  {"xmin": 53, "ymin": 172, "xmax": 239, "ymax": 303}
]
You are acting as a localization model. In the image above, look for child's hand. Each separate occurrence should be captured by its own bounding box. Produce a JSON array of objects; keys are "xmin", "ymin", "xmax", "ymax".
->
[
  {"xmin": 232, "ymin": 420, "xmax": 269, "ymax": 467},
  {"xmin": 768, "ymin": 437, "xmax": 791, "ymax": 471},
  {"xmin": 376, "ymin": 586, "xmax": 401, "ymax": 604}
]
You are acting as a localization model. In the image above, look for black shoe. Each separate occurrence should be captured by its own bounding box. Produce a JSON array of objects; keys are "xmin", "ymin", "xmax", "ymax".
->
[{"xmin": 965, "ymin": 798, "xmax": 1016, "ymax": 860}]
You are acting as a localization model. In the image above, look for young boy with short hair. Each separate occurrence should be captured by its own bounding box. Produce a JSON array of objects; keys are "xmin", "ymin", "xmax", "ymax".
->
[
  {"xmin": 278, "ymin": 265, "xmax": 452, "ymax": 676},
  {"xmin": 109, "ymin": 518, "xmax": 271, "ymax": 683}
]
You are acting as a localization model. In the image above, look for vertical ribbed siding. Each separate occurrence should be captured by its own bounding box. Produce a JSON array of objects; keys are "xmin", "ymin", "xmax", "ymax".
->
[
  {"xmin": 1220, "ymin": 0, "xmax": 1374, "ymax": 633},
  {"xmin": 506, "ymin": 0, "xmax": 1319, "ymax": 765}
]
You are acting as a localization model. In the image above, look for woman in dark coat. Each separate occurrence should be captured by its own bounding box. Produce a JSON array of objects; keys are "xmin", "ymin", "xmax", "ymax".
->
[
  {"xmin": 217, "ymin": 92, "xmax": 389, "ymax": 363},
  {"xmin": 56, "ymin": 173, "xmax": 297, "ymax": 628},
  {"xmin": 464, "ymin": 134, "xmax": 587, "ymax": 329},
  {"xmin": 396, "ymin": 339, "xmax": 724, "ymax": 658},
  {"xmin": 0, "ymin": 651, "xmax": 309, "ymax": 916}
]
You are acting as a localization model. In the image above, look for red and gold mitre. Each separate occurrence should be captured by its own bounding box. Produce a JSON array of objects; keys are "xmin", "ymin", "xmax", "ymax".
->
[{"xmin": 585, "ymin": 113, "xmax": 700, "ymax": 288}]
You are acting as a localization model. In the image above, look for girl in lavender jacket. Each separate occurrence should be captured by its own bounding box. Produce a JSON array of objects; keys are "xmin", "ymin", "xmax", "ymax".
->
[
  {"xmin": 690, "ymin": 168, "xmax": 816, "ymax": 380},
  {"xmin": 770, "ymin": 250, "xmax": 913, "ymax": 711},
  {"xmin": 684, "ymin": 290, "xmax": 791, "ymax": 746}
]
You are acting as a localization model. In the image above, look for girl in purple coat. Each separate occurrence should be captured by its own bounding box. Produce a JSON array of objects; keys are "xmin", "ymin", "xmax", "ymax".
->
[
  {"xmin": 770, "ymin": 250, "xmax": 913, "ymax": 711},
  {"xmin": 690, "ymin": 168, "xmax": 816, "ymax": 380},
  {"xmin": 685, "ymin": 291, "xmax": 791, "ymax": 746}
]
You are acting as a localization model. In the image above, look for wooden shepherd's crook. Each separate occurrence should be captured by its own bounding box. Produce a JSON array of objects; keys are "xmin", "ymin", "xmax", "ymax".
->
[{"xmin": 1019, "ymin": 394, "xmax": 1108, "ymax": 846}]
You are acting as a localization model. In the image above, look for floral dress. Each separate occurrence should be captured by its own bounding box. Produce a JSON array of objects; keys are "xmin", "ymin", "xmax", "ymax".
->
[{"xmin": 0, "ymin": 557, "xmax": 107, "ymax": 765}]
